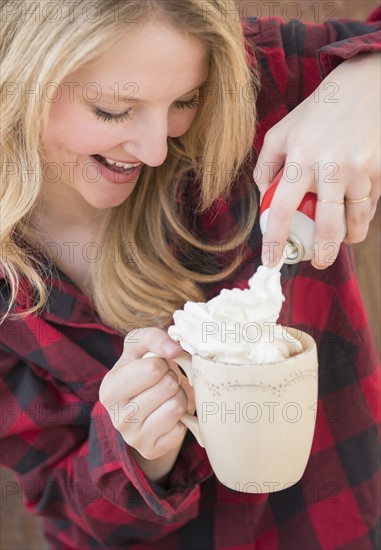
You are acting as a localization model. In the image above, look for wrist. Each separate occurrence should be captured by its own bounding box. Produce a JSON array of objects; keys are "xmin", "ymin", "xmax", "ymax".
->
[
  {"xmin": 130, "ymin": 442, "xmax": 184, "ymax": 488},
  {"xmin": 319, "ymin": 51, "xmax": 380, "ymax": 100},
  {"xmin": 333, "ymin": 50, "xmax": 381, "ymax": 74}
]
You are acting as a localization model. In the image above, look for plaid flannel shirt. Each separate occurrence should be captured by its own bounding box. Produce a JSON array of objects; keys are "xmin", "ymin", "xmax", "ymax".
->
[{"xmin": 1, "ymin": 8, "xmax": 380, "ymax": 550}]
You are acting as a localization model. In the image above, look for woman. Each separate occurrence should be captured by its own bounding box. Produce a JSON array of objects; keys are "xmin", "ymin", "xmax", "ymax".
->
[{"xmin": 1, "ymin": 1, "xmax": 380, "ymax": 548}]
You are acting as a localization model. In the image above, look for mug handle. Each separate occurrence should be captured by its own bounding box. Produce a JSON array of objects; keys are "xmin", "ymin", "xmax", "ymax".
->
[{"xmin": 143, "ymin": 351, "xmax": 204, "ymax": 447}]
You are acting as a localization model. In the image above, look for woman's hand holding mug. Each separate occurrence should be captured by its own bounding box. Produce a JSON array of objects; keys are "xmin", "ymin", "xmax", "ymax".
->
[{"xmin": 99, "ymin": 328, "xmax": 195, "ymax": 484}]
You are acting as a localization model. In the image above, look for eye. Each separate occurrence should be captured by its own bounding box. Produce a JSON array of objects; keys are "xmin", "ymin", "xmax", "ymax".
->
[
  {"xmin": 93, "ymin": 107, "xmax": 133, "ymax": 123},
  {"xmin": 174, "ymin": 93, "xmax": 200, "ymax": 110}
]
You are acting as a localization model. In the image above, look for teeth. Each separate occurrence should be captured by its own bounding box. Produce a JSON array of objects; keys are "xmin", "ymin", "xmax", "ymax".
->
[{"xmin": 105, "ymin": 157, "xmax": 140, "ymax": 170}]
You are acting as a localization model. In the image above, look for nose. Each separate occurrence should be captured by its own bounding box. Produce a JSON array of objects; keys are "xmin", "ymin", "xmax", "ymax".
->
[{"xmin": 121, "ymin": 111, "xmax": 169, "ymax": 167}]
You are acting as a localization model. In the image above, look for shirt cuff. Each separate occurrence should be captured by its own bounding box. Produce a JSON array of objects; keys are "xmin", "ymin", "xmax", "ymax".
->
[
  {"xmin": 94, "ymin": 402, "xmax": 213, "ymax": 523},
  {"xmin": 318, "ymin": 33, "xmax": 381, "ymax": 77},
  {"xmin": 318, "ymin": 5, "xmax": 381, "ymax": 77}
]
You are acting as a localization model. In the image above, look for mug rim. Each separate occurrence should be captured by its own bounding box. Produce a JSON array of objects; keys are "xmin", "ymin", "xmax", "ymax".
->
[{"xmin": 192, "ymin": 327, "xmax": 317, "ymax": 368}]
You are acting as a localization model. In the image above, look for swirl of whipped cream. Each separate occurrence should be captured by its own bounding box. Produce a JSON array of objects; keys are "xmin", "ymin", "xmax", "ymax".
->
[{"xmin": 168, "ymin": 265, "xmax": 303, "ymax": 364}]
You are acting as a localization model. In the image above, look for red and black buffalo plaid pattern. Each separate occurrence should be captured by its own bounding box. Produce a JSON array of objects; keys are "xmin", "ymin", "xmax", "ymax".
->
[{"xmin": 1, "ymin": 8, "xmax": 380, "ymax": 550}]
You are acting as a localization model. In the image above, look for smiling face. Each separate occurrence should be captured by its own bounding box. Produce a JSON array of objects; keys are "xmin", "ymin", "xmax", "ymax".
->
[{"xmin": 41, "ymin": 20, "xmax": 209, "ymax": 210}]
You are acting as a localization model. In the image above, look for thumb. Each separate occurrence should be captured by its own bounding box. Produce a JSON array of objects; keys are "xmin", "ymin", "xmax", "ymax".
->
[{"xmin": 122, "ymin": 327, "xmax": 182, "ymax": 361}]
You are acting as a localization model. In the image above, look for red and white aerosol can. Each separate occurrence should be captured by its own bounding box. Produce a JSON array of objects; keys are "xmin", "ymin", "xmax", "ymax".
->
[{"xmin": 259, "ymin": 168, "xmax": 347, "ymax": 264}]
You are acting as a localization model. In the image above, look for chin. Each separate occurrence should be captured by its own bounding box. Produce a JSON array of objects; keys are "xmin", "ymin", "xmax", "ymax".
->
[
  {"xmin": 83, "ymin": 185, "xmax": 136, "ymax": 210},
  {"xmin": 89, "ymin": 196, "xmax": 130, "ymax": 209}
]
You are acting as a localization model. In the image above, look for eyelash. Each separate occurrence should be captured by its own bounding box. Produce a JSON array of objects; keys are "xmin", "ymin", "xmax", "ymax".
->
[
  {"xmin": 94, "ymin": 108, "xmax": 133, "ymax": 123},
  {"xmin": 93, "ymin": 94, "xmax": 200, "ymax": 123},
  {"xmin": 174, "ymin": 94, "xmax": 200, "ymax": 110}
]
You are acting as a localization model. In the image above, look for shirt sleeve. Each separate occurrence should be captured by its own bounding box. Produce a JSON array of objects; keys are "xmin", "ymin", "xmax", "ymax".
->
[
  {"xmin": 0, "ymin": 327, "xmax": 212, "ymax": 547},
  {"xmin": 317, "ymin": 4, "xmax": 381, "ymax": 76},
  {"xmin": 243, "ymin": 4, "xmax": 381, "ymax": 109}
]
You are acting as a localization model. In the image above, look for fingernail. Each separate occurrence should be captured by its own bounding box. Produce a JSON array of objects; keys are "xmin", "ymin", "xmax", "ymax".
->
[
  {"xmin": 262, "ymin": 253, "xmax": 270, "ymax": 266},
  {"xmin": 161, "ymin": 340, "xmax": 181, "ymax": 356},
  {"xmin": 261, "ymin": 245, "xmax": 270, "ymax": 265},
  {"xmin": 262, "ymin": 251, "xmax": 276, "ymax": 267},
  {"xmin": 262, "ymin": 238, "xmax": 281, "ymax": 267},
  {"xmin": 312, "ymin": 262, "xmax": 328, "ymax": 271}
]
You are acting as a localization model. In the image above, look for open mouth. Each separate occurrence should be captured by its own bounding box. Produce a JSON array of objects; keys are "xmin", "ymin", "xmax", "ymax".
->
[{"xmin": 92, "ymin": 154, "xmax": 141, "ymax": 174}]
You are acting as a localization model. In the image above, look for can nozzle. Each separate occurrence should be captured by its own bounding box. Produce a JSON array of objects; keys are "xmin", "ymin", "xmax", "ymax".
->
[{"xmin": 283, "ymin": 235, "xmax": 305, "ymax": 264}]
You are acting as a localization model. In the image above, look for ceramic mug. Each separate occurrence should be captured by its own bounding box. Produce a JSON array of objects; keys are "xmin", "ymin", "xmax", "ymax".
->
[{"xmin": 146, "ymin": 328, "xmax": 318, "ymax": 493}]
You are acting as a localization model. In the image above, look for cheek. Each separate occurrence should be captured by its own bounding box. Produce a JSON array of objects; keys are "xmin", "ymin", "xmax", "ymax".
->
[
  {"xmin": 168, "ymin": 110, "xmax": 198, "ymax": 138},
  {"xmin": 43, "ymin": 101, "xmax": 115, "ymax": 155}
]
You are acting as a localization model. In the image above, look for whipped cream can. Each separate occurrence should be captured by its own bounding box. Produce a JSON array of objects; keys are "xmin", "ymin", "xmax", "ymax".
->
[{"xmin": 259, "ymin": 168, "xmax": 346, "ymax": 264}]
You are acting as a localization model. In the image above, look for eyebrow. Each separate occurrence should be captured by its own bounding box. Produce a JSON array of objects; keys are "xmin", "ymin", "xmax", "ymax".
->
[{"xmin": 99, "ymin": 81, "xmax": 206, "ymax": 103}]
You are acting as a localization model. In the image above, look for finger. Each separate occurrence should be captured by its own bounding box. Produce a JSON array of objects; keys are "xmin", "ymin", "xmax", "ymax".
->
[
  {"xmin": 122, "ymin": 327, "xmax": 182, "ymax": 361},
  {"xmin": 310, "ymin": 160, "xmax": 348, "ymax": 269},
  {"xmin": 140, "ymin": 388, "xmax": 188, "ymax": 450},
  {"xmin": 261, "ymin": 166, "xmax": 311, "ymax": 266},
  {"xmin": 143, "ymin": 387, "xmax": 187, "ymax": 434},
  {"xmin": 312, "ymin": 202, "xmax": 345, "ymax": 269},
  {"xmin": 370, "ymin": 198, "xmax": 379, "ymax": 221},
  {"xmin": 115, "ymin": 378, "xmax": 186, "ymax": 456},
  {"xmin": 342, "ymin": 175, "xmax": 372, "ymax": 244},
  {"xmin": 100, "ymin": 356, "xmax": 170, "ymax": 406},
  {"xmin": 344, "ymin": 198, "xmax": 372, "ymax": 244},
  {"xmin": 254, "ymin": 130, "xmax": 285, "ymax": 193},
  {"xmin": 152, "ymin": 422, "xmax": 187, "ymax": 458},
  {"xmin": 137, "ymin": 422, "xmax": 187, "ymax": 460},
  {"xmin": 120, "ymin": 417, "xmax": 187, "ymax": 461},
  {"xmin": 369, "ymin": 177, "xmax": 380, "ymax": 221},
  {"xmin": 127, "ymin": 369, "xmax": 180, "ymax": 424},
  {"xmin": 168, "ymin": 361, "xmax": 196, "ymax": 413}
]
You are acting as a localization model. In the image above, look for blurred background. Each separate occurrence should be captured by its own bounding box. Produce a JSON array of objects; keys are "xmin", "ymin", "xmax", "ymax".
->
[{"xmin": 1, "ymin": 1, "xmax": 379, "ymax": 548}]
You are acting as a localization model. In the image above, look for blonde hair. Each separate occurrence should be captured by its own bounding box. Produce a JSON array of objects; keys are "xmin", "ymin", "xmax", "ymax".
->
[{"xmin": 1, "ymin": 0, "xmax": 260, "ymax": 332}]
